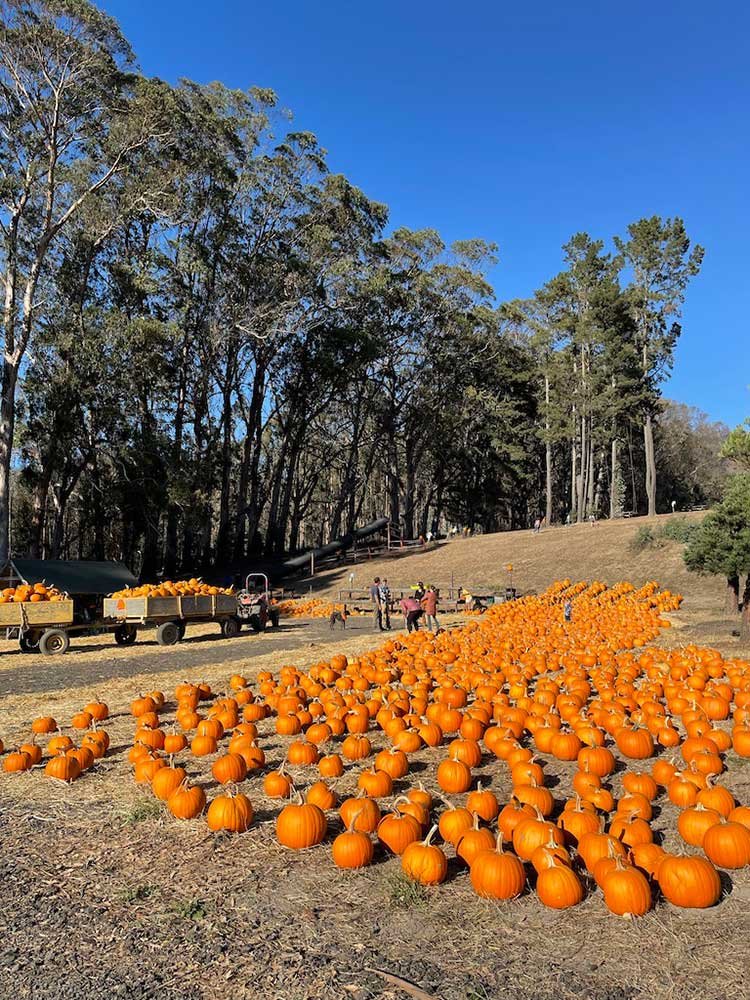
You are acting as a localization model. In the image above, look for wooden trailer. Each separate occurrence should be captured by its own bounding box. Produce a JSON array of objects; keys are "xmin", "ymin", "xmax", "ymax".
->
[
  {"xmin": 0, "ymin": 557, "xmax": 139, "ymax": 654},
  {"xmin": 102, "ymin": 593, "xmax": 240, "ymax": 646}
]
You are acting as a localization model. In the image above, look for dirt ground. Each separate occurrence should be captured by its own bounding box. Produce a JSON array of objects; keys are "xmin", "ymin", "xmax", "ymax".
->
[{"xmin": 1, "ymin": 536, "xmax": 750, "ymax": 1000}]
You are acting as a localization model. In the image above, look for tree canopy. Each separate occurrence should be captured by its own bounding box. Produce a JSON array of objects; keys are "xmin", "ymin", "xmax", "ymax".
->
[{"xmin": 1, "ymin": 0, "xmax": 712, "ymax": 575}]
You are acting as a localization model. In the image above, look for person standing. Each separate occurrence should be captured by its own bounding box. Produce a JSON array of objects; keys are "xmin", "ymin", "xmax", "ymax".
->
[
  {"xmin": 421, "ymin": 586, "xmax": 439, "ymax": 633},
  {"xmin": 400, "ymin": 593, "xmax": 423, "ymax": 633},
  {"xmin": 379, "ymin": 577, "xmax": 392, "ymax": 630},
  {"xmin": 563, "ymin": 599, "xmax": 573, "ymax": 622},
  {"xmin": 413, "ymin": 580, "xmax": 426, "ymax": 601},
  {"xmin": 370, "ymin": 576, "xmax": 384, "ymax": 631}
]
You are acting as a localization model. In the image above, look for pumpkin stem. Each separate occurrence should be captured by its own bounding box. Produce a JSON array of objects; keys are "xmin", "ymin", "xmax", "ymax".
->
[
  {"xmin": 347, "ymin": 807, "xmax": 364, "ymax": 833},
  {"xmin": 423, "ymin": 823, "xmax": 439, "ymax": 847}
]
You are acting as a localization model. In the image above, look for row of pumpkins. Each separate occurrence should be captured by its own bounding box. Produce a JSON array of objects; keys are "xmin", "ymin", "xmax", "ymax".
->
[
  {"xmin": 275, "ymin": 598, "xmax": 358, "ymax": 619},
  {"xmin": 110, "ymin": 578, "xmax": 234, "ymax": 599},
  {"xmin": 3, "ymin": 578, "xmax": 750, "ymax": 915},
  {"xmin": 0, "ymin": 583, "xmax": 65, "ymax": 604}
]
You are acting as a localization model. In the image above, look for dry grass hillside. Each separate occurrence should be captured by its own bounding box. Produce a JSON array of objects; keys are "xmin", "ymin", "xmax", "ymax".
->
[{"xmin": 314, "ymin": 512, "xmax": 720, "ymax": 607}]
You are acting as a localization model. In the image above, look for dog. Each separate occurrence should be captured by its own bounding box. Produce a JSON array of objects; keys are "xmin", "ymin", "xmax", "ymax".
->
[{"xmin": 329, "ymin": 605, "xmax": 347, "ymax": 630}]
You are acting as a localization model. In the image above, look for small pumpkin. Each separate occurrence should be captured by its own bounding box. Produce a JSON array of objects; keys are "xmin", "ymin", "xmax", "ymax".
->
[
  {"xmin": 167, "ymin": 780, "xmax": 207, "ymax": 819},
  {"xmin": 212, "ymin": 753, "xmax": 248, "ymax": 785},
  {"xmin": 536, "ymin": 858, "xmax": 584, "ymax": 909},
  {"xmin": 332, "ymin": 812, "xmax": 374, "ymax": 869},
  {"xmin": 469, "ymin": 831, "xmax": 526, "ymax": 900},
  {"xmin": 276, "ymin": 793, "xmax": 327, "ymax": 848},
  {"xmin": 207, "ymin": 788, "xmax": 254, "ymax": 832},
  {"xmin": 401, "ymin": 825, "xmax": 448, "ymax": 885},
  {"xmin": 657, "ymin": 854, "xmax": 721, "ymax": 908}
]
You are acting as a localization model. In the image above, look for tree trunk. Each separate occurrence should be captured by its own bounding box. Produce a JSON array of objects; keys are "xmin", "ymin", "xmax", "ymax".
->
[
  {"xmin": 544, "ymin": 374, "xmax": 552, "ymax": 524},
  {"xmin": 727, "ymin": 575, "xmax": 740, "ymax": 615},
  {"xmin": 644, "ymin": 412, "xmax": 657, "ymax": 516},
  {"xmin": 0, "ymin": 361, "xmax": 19, "ymax": 563},
  {"xmin": 609, "ymin": 438, "xmax": 618, "ymax": 520},
  {"xmin": 163, "ymin": 340, "xmax": 189, "ymax": 577},
  {"xmin": 215, "ymin": 377, "xmax": 234, "ymax": 564},
  {"xmin": 29, "ymin": 452, "xmax": 55, "ymax": 558}
]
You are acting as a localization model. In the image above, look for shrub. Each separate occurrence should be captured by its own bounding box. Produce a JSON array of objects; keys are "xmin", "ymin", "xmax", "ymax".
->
[
  {"xmin": 660, "ymin": 518, "xmax": 700, "ymax": 544},
  {"xmin": 629, "ymin": 526, "xmax": 661, "ymax": 553}
]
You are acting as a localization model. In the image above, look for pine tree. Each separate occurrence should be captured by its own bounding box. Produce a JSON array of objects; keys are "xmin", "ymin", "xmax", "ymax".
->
[{"xmin": 684, "ymin": 474, "xmax": 750, "ymax": 629}]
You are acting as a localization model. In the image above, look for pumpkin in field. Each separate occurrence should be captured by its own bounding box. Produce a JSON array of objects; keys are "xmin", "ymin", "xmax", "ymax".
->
[
  {"xmin": 401, "ymin": 826, "xmax": 448, "ymax": 885},
  {"xmin": 44, "ymin": 752, "xmax": 80, "ymax": 782},
  {"xmin": 31, "ymin": 717, "xmax": 57, "ymax": 735},
  {"xmin": 3, "ymin": 750, "xmax": 32, "ymax": 773},
  {"xmin": 677, "ymin": 803, "xmax": 722, "ymax": 847},
  {"xmin": 438, "ymin": 800, "xmax": 474, "ymax": 846},
  {"xmin": 702, "ymin": 820, "xmax": 750, "ymax": 869},
  {"xmin": 536, "ymin": 859, "xmax": 584, "ymax": 909},
  {"xmin": 466, "ymin": 783, "xmax": 499, "ymax": 822},
  {"xmin": 152, "ymin": 762, "xmax": 187, "ymax": 801},
  {"xmin": 601, "ymin": 857, "xmax": 652, "ymax": 916},
  {"xmin": 306, "ymin": 781, "xmax": 337, "ymax": 811},
  {"xmin": 207, "ymin": 789, "xmax": 254, "ymax": 832},
  {"xmin": 167, "ymin": 780, "xmax": 206, "ymax": 819},
  {"xmin": 657, "ymin": 855, "xmax": 722, "ymax": 908},
  {"xmin": 455, "ymin": 813, "xmax": 495, "ymax": 866},
  {"xmin": 19, "ymin": 739, "xmax": 42, "ymax": 766},
  {"xmin": 437, "ymin": 756, "xmax": 472, "ymax": 794},
  {"xmin": 276, "ymin": 794, "xmax": 326, "ymax": 848},
  {"xmin": 264, "ymin": 764, "xmax": 293, "ymax": 799},
  {"xmin": 378, "ymin": 809, "xmax": 422, "ymax": 855},
  {"xmin": 340, "ymin": 794, "xmax": 381, "ymax": 833},
  {"xmin": 469, "ymin": 832, "xmax": 526, "ymax": 899},
  {"xmin": 332, "ymin": 815, "xmax": 374, "ymax": 869},
  {"xmin": 211, "ymin": 753, "xmax": 248, "ymax": 785}
]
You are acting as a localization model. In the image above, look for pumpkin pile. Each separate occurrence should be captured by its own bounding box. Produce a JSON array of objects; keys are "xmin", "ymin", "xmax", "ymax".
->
[
  {"xmin": 0, "ymin": 583, "xmax": 65, "ymax": 604},
  {"xmin": 275, "ymin": 598, "xmax": 360, "ymax": 619},
  {"xmin": 4, "ymin": 578, "xmax": 750, "ymax": 917},
  {"xmin": 111, "ymin": 578, "xmax": 234, "ymax": 599}
]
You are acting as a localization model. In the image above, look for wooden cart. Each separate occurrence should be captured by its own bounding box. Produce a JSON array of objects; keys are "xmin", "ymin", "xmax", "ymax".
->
[
  {"xmin": 102, "ymin": 593, "xmax": 240, "ymax": 646},
  {"xmin": 0, "ymin": 599, "xmax": 76, "ymax": 654}
]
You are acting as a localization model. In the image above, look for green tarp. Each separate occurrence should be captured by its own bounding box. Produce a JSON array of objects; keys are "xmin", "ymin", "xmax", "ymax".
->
[{"xmin": 4, "ymin": 559, "xmax": 138, "ymax": 595}]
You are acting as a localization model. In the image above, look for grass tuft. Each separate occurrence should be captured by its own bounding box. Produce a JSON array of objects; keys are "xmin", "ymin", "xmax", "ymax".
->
[
  {"xmin": 385, "ymin": 872, "xmax": 429, "ymax": 909},
  {"xmin": 123, "ymin": 797, "xmax": 162, "ymax": 824},
  {"xmin": 119, "ymin": 884, "xmax": 154, "ymax": 903},
  {"xmin": 172, "ymin": 898, "xmax": 207, "ymax": 921}
]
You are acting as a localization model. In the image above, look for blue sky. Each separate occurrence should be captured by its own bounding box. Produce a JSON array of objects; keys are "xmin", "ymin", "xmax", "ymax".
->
[{"xmin": 105, "ymin": 0, "xmax": 749, "ymax": 427}]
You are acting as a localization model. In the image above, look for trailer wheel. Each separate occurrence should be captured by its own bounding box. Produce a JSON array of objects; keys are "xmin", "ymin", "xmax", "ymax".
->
[
  {"xmin": 39, "ymin": 629, "xmax": 70, "ymax": 656},
  {"xmin": 19, "ymin": 631, "xmax": 41, "ymax": 653},
  {"xmin": 114, "ymin": 624, "xmax": 138, "ymax": 646},
  {"xmin": 156, "ymin": 621, "xmax": 180, "ymax": 646},
  {"xmin": 221, "ymin": 616, "xmax": 241, "ymax": 639}
]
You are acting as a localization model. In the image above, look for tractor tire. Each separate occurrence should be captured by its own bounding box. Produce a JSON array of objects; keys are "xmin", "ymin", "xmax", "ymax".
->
[
  {"xmin": 39, "ymin": 628, "xmax": 71, "ymax": 656},
  {"xmin": 156, "ymin": 621, "xmax": 180, "ymax": 646},
  {"xmin": 114, "ymin": 624, "xmax": 138, "ymax": 646}
]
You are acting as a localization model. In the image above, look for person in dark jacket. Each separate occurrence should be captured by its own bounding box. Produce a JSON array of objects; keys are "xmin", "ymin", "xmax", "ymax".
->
[{"xmin": 370, "ymin": 577, "xmax": 384, "ymax": 631}]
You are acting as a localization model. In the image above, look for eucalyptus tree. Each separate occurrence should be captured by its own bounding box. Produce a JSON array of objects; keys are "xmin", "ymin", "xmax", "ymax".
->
[
  {"xmin": 0, "ymin": 0, "xmax": 175, "ymax": 562},
  {"xmin": 614, "ymin": 217, "xmax": 704, "ymax": 516}
]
